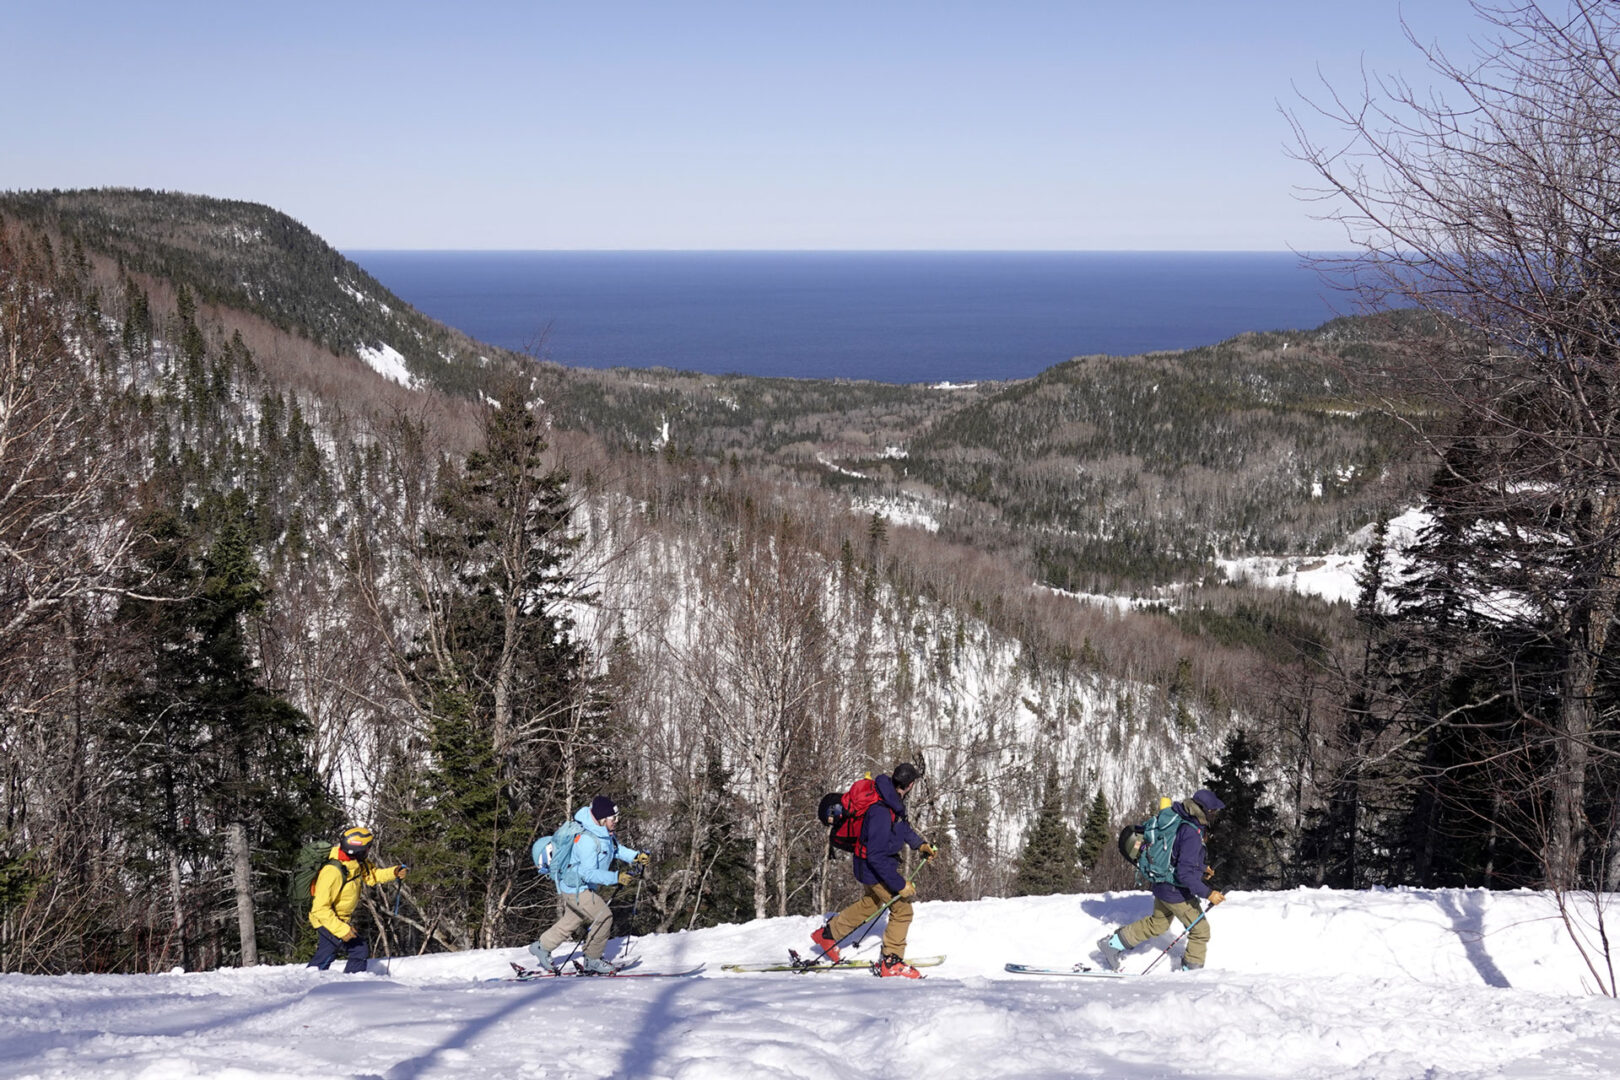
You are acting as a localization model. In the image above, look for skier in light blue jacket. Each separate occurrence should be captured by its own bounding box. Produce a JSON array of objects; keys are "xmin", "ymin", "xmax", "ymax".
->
[{"xmin": 529, "ymin": 796, "xmax": 648, "ymax": 974}]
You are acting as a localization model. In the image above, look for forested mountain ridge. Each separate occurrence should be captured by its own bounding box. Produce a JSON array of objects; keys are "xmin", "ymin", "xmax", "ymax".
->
[
  {"xmin": 903, "ymin": 324, "xmax": 1431, "ymax": 590},
  {"xmin": 0, "ymin": 189, "xmax": 1431, "ymax": 596},
  {"xmin": 0, "ymin": 188, "xmax": 516, "ymax": 395},
  {"xmin": 522, "ymin": 317, "xmax": 1432, "ymax": 595}
]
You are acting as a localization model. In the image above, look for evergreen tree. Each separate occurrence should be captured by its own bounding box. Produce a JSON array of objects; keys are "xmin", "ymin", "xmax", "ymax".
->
[
  {"xmin": 394, "ymin": 683, "xmax": 506, "ymax": 950},
  {"xmin": 1366, "ymin": 451, "xmax": 1553, "ymax": 889},
  {"xmin": 1078, "ymin": 788, "xmax": 1112, "ymax": 870},
  {"xmin": 1202, "ymin": 729, "xmax": 1283, "ymax": 889},
  {"xmin": 399, "ymin": 381, "xmax": 606, "ymax": 948},
  {"xmin": 1011, "ymin": 764, "xmax": 1082, "ymax": 896},
  {"xmin": 106, "ymin": 492, "xmax": 327, "ymax": 968},
  {"xmin": 120, "ymin": 279, "xmax": 151, "ymax": 360}
]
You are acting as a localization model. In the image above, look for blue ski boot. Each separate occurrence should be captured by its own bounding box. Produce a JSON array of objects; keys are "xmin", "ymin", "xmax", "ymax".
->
[
  {"xmin": 526, "ymin": 943, "xmax": 558, "ymax": 973},
  {"xmin": 1096, "ymin": 932, "xmax": 1128, "ymax": 972}
]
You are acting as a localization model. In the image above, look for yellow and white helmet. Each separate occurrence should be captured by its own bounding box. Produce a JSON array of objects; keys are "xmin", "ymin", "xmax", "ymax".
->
[{"xmin": 338, "ymin": 826, "xmax": 376, "ymax": 859}]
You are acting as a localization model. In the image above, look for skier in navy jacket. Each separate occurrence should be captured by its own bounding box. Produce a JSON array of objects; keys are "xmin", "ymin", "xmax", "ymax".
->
[
  {"xmin": 810, "ymin": 762, "xmax": 937, "ymax": 977},
  {"xmin": 1098, "ymin": 788, "xmax": 1227, "ymax": 971}
]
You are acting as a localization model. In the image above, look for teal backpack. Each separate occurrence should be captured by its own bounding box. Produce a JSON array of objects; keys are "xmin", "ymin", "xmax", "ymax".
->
[
  {"xmin": 1117, "ymin": 803, "xmax": 1194, "ymax": 885},
  {"xmin": 533, "ymin": 818, "xmax": 586, "ymax": 886}
]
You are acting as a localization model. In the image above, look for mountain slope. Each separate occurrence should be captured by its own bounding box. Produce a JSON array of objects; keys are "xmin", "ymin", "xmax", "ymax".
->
[{"xmin": 0, "ymin": 187, "xmax": 514, "ymax": 395}]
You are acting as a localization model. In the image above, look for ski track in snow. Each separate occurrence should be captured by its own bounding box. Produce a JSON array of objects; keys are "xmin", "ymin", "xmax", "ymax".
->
[{"xmin": 2, "ymin": 888, "xmax": 1617, "ymax": 1079}]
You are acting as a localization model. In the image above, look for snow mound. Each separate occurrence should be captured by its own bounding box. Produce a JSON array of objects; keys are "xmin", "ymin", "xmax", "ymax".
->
[{"xmin": 2, "ymin": 888, "xmax": 1617, "ymax": 1079}]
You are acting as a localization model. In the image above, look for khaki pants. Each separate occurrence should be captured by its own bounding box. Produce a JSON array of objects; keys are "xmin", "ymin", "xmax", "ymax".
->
[
  {"xmin": 826, "ymin": 883, "xmax": 913, "ymax": 959},
  {"xmin": 537, "ymin": 889, "xmax": 614, "ymax": 960},
  {"xmin": 1121, "ymin": 896, "xmax": 1211, "ymax": 967}
]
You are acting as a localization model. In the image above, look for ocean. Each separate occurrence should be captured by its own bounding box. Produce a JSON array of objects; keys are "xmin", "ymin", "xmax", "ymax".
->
[{"xmin": 346, "ymin": 251, "xmax": 1354, "ymax": 384}]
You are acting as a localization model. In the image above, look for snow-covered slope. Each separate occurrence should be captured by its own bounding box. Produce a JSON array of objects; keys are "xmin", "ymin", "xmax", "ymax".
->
[{"xmin": 3, "ymin": 888, "xmax": 1615, "ymax": 1079}]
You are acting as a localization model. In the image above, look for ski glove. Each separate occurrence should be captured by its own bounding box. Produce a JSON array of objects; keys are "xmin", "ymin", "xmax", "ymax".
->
[
  {"xmin": 633, "ymin": 852, "xmax": 651, "ymax": 866},
  {"xmin": 1203, "ymin": 865, "xmax": 1215, "ymax": 882},
  {"xmin": 918, "ymin": 843, "xmax": 938, "ymax": 859},
  {"xmin": 1207, "ymin": 890, "xmax": 1226, "ymax": 907},
  {"xmin": 617, "ymin": 870, "xmax": 635, "ymax": 886},
  {"xmin": 897, "ymin": 882, "xmax": 916, "ymax": 900},
  {"xmin": 395, "ymin": 864, "xmax": 409, "ymax": 879}
]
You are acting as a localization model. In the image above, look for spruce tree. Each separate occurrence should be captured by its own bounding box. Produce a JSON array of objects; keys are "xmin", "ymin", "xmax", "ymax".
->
[
  {"xmin": 395, "ymin": 683, "xmax": 506, "ymax": 951},
  {"xmin": 107, "ymin": 493, "xmax": 327, "ymax": 968},
  {"xmin": 399, "ymin": 381, "xmax": 606, "ymax": 948},
  {"xmin": 1202, "ymin": 729, "xmax": 1283, "ymax": 890},
  {"xmin": 1011, "ymin": 764, "xmax": 1083, "ymax": 896},
  {"xmin": 665, "ymin": 748, "xmax": 753, "ymax": 932},
  {"xmin": 1078, "ymin": 788, "xmax": 1112, "ymax": 870}
]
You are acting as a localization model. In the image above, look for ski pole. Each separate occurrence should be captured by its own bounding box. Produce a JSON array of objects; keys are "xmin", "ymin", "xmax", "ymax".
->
[
  {"xmin": 1140, "ymin": 911, "xmax": 1206, "ymax": 975},
  {"xmin": 621, "ymin": 869, "xmax": 645, "ymax": 961},
  {"xmin": 848, "ymin": 854, "xmax": 933, "ymax": 950}
]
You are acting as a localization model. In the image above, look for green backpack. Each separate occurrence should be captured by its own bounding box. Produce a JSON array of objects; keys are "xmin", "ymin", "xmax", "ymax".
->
[
  {"xmin": 291, "ymin": 840, "xmax": 342, "ymax": 914},
  {"xmin": 1117, "ymin": 804, "xmax": 1192, "ymax": 885}
]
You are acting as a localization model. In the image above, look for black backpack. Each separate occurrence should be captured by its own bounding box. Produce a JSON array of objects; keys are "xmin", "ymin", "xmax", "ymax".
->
[{"xmin": 818, "ymin": 777, "xmax": 883, "ymax": 857}]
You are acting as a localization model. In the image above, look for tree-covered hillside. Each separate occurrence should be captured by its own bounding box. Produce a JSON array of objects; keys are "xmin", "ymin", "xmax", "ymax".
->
[
  {"xmin": 0, "ymin": 188, "xmax": 510, "ymax": 395},
  {"xmin": 904, "ymin": 326, "xmax": 1429, "ymax": 588}
]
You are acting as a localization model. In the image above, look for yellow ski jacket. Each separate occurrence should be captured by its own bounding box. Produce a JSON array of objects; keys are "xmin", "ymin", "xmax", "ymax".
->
[{"xmin": 307, "ymin": 847, "xmax": 400, "ymax": 939}]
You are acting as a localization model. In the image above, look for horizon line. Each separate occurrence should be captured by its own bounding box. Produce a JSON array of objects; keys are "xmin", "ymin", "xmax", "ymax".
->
[{"xmin": 342, "ymin": 247, "xmax": 1345, "ymax": 256}]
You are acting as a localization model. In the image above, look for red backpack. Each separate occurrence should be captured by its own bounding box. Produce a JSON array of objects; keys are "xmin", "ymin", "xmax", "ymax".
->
[{"xmin": 818, "ymin": 777, "xmax": 887, "ymax": 858}]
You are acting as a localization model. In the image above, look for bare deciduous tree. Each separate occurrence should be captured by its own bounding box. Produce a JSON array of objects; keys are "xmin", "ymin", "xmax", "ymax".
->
[{"xmin": 1290, "ymin": 2, "xmax": 1620, "ymax": 899}]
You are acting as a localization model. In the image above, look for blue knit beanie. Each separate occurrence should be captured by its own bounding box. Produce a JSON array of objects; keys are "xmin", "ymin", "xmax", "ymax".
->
[{"xmin": 591, "ymin": 795, "xmax": 618, "ymax": 821}]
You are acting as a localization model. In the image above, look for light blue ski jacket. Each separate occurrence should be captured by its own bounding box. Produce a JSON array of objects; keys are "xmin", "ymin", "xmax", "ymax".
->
[{"xmin": 555, "ymin": 805, "xmax": 641, "ymax": 895}]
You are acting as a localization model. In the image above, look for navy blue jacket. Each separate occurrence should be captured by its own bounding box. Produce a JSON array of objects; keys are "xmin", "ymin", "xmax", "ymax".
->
[
  {"xmin": 853, "ymin": 774, "xmax": 925, "ymax": 894},
  {"xmin": 1151, "ymin": 803, "xmax": 1212, "ymax": 904}
]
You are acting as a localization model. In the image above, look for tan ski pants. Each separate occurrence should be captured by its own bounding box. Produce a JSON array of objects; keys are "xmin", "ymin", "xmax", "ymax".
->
[
  {"xmin": 1121, "ymin": 896, "xmax": 1210, "ymax": 967},
  {"xmin": 827, "ymin": 883, "xmax": 913, "ymax": 959},
  {"xmin": 538, "ymin": 888, "xmax": 614, "ymax": 960}
]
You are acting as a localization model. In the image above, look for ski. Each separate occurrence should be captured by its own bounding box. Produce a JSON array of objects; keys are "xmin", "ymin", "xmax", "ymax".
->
[
  {"xmin": 1004, "ymin": 962, "xmax": 1129, "ymax": 979},
  {"xmin": 496, "ymin": 960, "xmax": 704, "ymax": 981},
  {"xmin": 721, "ymin": 950, "xmax": 945, "ymax": 973}
]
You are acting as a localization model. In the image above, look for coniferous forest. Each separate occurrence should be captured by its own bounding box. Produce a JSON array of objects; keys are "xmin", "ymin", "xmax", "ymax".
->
[{"xmin": 5, "ymin": 44, "xmax": 1620, "ymax": 982}]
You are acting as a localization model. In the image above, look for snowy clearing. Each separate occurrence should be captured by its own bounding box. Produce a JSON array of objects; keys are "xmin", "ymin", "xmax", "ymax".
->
[
  {"xmin": 853, "ymin": 493, "xmax": 940, "ymax": 532},
  {"xmin": 2, "ymin": 888, "xmax": 1616, "ymax": 1079},
  {"xmin": 355, "ymin": 343, "xmax": 415, "ymax": 388},
  {"xmin": 1219, "ymin": 507, "xmax": 1433, "ymax": 606}
]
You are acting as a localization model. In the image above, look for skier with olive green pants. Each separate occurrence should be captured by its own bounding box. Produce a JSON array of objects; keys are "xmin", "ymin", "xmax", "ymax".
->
[{"xmin": 1098, "ymin": 789, "xmax": 1226, "ymax": 971}]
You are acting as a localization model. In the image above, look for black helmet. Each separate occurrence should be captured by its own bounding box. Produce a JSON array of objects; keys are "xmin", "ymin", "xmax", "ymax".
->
[
  {"xmin": 338, "ymin": 826, "xmax": 375, "ymax": 860},
  {"xmin": 818, "ymin": 792, "xmax": 848, "ymax": 827}
]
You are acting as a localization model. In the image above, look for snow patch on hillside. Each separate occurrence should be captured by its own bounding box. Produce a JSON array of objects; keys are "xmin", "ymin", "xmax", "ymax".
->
[
  {"xmin": 1220, "ymin": 507, "xmax": 1433, "ymax": 606},
  {"xmin": 854, "ymin": 493, "xmax": 939, "ymax": 532},
  {"xmin": 337, "ymin": 278, "xmax": 393, "ymax": 315},
  {"xmin": 356, "ymin": 343, "xmax": 415, "ymax": 388},
  {"xmin": 1039, "ymin": 582, "xmax": 1162, "ymax": 613}
]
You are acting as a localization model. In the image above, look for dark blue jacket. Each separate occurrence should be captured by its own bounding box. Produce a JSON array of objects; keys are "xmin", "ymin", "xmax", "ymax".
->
[
  {"xmin": 853, "ymin": 774, "xmax": 925, "ymax": 894},
  {"xmin": 1151, "ymin": 803, "xmax": 1211, "ymax": 904}
]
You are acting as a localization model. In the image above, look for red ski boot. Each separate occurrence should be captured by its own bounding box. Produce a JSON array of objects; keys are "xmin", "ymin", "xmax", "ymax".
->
[
  {"xmin": 874, "ymin": 953, "xmax": 922, "ymax": 979},
  {"xmin": 809, "ymin": 925, "xmax": 842, "ymax": 963}
]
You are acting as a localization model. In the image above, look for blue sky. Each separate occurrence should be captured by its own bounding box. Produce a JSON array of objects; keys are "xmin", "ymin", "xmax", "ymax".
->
[{"xmin": 1, "ymin": 2, "xmax": 1484, "ymax": 250}]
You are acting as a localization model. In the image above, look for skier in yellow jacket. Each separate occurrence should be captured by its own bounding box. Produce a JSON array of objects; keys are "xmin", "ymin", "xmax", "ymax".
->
[{"xmin": 308, "ymin": 826, "xmax": 407, "ymax": 972}]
